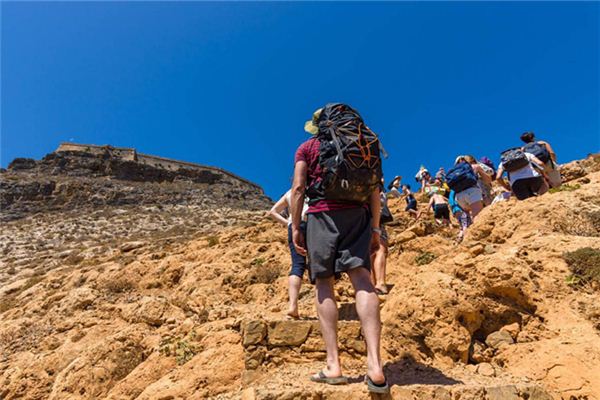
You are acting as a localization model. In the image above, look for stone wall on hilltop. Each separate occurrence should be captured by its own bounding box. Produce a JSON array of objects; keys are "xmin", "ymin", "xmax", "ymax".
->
[{"xmin": 0, "ymin": 143, "xmax": 271, "ymax": 221}]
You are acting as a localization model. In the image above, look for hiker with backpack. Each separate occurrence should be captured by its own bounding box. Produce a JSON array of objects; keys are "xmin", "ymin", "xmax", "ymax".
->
[
  {"xmin": 446, "ymin": 159, "xmax": 485, "ymax": 220},
  {"xmin": 457, "ymin": 155, "xmax": 494, "ymax": 206},
  {"xmin": 520, "ymin": 131, "xmax": 562, "ymax": 188},
  {"xmin": 291, "ymin": 104, "xmax": 388, "ymax": 393},
  {"xmin": 449, "ymin": 189, "xmax": 471, "ymax": 242},
  {"xmin": 268, "ymin": 189, "xmax": 309, "ymax": 319},
  {"xmin": 497, "ymin": 147, "xmax": 549, "ymax": 200}
]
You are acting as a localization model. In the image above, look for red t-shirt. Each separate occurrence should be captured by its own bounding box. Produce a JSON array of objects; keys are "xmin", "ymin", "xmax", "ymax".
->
[{"xmin": 294, "ymin": 137, "xmax": 362, "ymax": 213}]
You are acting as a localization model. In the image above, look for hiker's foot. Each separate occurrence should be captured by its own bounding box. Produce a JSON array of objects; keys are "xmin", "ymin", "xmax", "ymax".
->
[
  {"xmin": 286, "ymin": 309, "xmax": 299, "ymax": 319},
  {"xmin": 310, "ymin": 369, "xmax": 347, "ymax": 385},
  {"xmin": 365, "ymin": 374, "xmax": 389, "ymax": 393},
  {"xmin": 375, "ymin": 285, "xmax": 388, "ymax": 295},
  {"xmin": 366, "ymin": 370, "xmax": 386, "ymax": 386}
]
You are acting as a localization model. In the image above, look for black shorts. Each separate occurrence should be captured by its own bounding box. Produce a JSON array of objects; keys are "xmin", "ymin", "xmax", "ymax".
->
[
  {"xmin": 405, "ymin": 199, "xmax": 417, "ymax": 211},
  {"xmin": 433, "ymin": 203, "xmax": 450, "ymax": 220},
  {"xmin": 512, "ymin": 176, "xmax": 544, "ymax": 200},
  {"xmin": 306, "ymin": 207, "xmax": 371, "ymax": 281}
]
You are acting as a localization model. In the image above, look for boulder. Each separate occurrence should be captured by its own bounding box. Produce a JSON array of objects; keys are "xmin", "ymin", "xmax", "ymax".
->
[
  {"xmin": 397, "ymin": 231, "xmax": 417, "ymax": 243},
  {"xmin": 485, "ymin": 330, "xmax": 514, "ymax": 349},
  {"xmin": 500, "ymin": 322, "xmax": 520, "ymax": 340},
  {"xmin": 485, "ymin": 385, "xmax": 519, "ymax": 400},
  {"xmin": 469, "ymin": 244, "xmax": 485, "ymax": 256},
  {"xmin": 268, "ymin": 321, "xmax": 311, "ymax": 346},
  {"xmin": 476, "ymin": 362, "xmax": 496, "ymax": 377},
  {"xmin": 242, "ymin": 320, "xmax": 267, "ymax": 347}
]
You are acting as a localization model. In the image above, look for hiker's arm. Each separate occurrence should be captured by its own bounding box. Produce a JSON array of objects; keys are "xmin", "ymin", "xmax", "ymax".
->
[
  {"xmin": 530, "ymin": 155, "xmax": 546, "ymax": 171},
  {"xmin": 268, "ymin": 195, "xmax": 289, "ymax": 226},
  {"xmin": 540, "ymin": 141, "xmax": 557, "ymax": 162},
  {"xmin": 530, "ymin": 155, "xmax": 550, "ymax": 180},
  {"xmin": 475, "ymin": 165, "xmax": 492, "ymax": 185},
  {"xmin": 291, "ymin": 161, "xmax": 308, "ymax": 256},
  {"xmin": 427, "ymin": 197, "xmax": 434, "ymax": 212},
  {"xmin": 496, "ymin": 165, "xmax": 511, "ymax": 191},
  {"xmin": 369, "ymin": 189, "xmax": 381, "ymax": 254}
]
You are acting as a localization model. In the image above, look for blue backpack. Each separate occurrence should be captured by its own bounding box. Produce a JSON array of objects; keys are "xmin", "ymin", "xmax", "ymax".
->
[
  {"xmin": 523, "ymin": 142, "xmax": 550, "ymax": 164},
  {"xmin": 446, "ymin": 162, "xmax": 478, "ymax": 193}
]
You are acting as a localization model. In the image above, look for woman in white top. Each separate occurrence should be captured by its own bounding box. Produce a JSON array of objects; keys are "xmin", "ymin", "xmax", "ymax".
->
[
  {"xmin": 496, "ymin": 153, "xmax": 549, "ymax": 200},
  {"xmin": 268, "ymin": 189, "xmax": 309, "ymax": 318}
]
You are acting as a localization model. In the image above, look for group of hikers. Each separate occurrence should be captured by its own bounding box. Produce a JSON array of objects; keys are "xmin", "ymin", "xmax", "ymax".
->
[
  {"xmin": 267, "ymin": 103, "xmax": 562, "ymax": 393},
  {"xmin": 386, "ymin": 131, "xmax": 561, "ymax": 241}
]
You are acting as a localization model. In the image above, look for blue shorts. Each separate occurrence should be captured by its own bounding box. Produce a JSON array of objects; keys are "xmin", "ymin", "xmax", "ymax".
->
[
  {"xmin": 405, "ymin": 199, "xmax": 417, "ymax": 211},
  {"xmin": 288, "ymin": 222, "xmax": 307, "ymax": 278}
]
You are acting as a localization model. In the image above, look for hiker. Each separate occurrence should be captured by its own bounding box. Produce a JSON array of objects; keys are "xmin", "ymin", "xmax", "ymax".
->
[
  {"xmin": 446, "ymin": 159, "xmax": 485, "ymax": 220},
  {"xmin": 291, "ymin": 104, "xmax": 388, "ymax": 393},
  {"xmin": 435, "ymin": 167, "xmax": 446, "ymax": 182},
  {"xmin": 268, "ymin": 189, "xmax": 309, "ymax": 319},
  {"xmin": 479, "ymin": 156, "xmax": 496, "ymax": 176},
  {"xmin": 520, "ymin": 131, "xmax": 562, "ymax": 188},
  {"xmin": 386, "ymin": 175, "xmax": 402, "ymax": 198},
  {"xmin": 401, "ymin": 184, "xmax": 419, "ymax": 218},
  {"xmin": 426, "ymin": 192, "xmax": 450, "ymax": 226},
  {"xmin": 371, "ymin": 185, "xmax": 392, "ymax": 295},
  {"xmin": 459, "ymin": 155, "xmax": 494, "ymax": 206},
  {"xmin": 415, "ymin": 166, "xmax": 431, "ymax": 193},
  {"xmin": 431, "ymin": 177, "xmax": 450, "ymax": 198},
  {"xmin": 497, "ymin": 147, "xmax": 549, "ymax": 200},
  {"xmin": 449, "ymin": 189, "xmax": 471, "ymax": 242}
]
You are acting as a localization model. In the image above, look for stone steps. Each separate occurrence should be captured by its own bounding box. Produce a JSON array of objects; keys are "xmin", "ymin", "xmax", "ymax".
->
[
  {"xmin": 240, "ymin": 383, "xmax": 552, "ymax": 400},
  {"xmin": 236, "ymin": 360, "xmax": 553, "ymax": 400},
  {"xmin": 242, "ymin": 319, "xmax": 366, "ymax": 370}
]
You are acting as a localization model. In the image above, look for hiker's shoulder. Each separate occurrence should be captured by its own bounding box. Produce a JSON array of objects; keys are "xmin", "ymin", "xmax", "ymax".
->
[{"xmin": 295, "ymin": 137, "xmax": 318, "ymax": 161}]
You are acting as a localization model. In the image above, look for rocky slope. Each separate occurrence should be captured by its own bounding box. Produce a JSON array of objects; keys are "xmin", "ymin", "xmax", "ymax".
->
[{"xmin": 1, "ymin": 152, "xmax": 599, "ymax": 400}]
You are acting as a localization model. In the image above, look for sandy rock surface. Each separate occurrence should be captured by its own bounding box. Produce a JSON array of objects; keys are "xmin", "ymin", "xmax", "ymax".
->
[{"xmin": 1, "ymin": 152, "xmax": 599, "ymax": 399}]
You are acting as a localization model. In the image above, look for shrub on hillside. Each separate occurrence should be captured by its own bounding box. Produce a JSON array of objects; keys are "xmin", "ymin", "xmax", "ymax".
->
[
  {"xmin": 549, "ymin": 183, "xmax": 580, "ymax": 194},
  {"xmin": 563, "ymin": 247, "xmax": 600, "ymax": 289},
  {"xmin": 249, "ymin": 258, "xmax": 280, "ymax": 284},
  {"xmin": 415, "ymin": 251, "xmax": 436, "ymax": 266}
]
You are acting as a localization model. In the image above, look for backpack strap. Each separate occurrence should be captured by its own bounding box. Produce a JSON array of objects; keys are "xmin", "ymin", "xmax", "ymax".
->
[{"xmin": 327, "ymin": 126, "xmax": 345, "ymax": 163}]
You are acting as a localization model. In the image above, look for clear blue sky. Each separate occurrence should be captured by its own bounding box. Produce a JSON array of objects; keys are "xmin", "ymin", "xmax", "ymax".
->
[{"xmin": 2, "ymin": 2, "xmax": 598, "ymax": 199}]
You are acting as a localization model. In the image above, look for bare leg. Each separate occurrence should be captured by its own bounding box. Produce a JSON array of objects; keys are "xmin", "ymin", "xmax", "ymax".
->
[
  {"xmin": 470, "ymin": 200, "xmax": 484, "ymax": 219},
  {"xmin": 347, "ymin": 267, "xmax": 385, "ymax": 384},
  {"xmin": 373, "ymin": 242, "xmax": 388, "ymax": 293},
  {"xmin": 537, "ymin": 179, "xmax": 549, "ymax": 195},
  {"xmin": 314, "ymin": 276, "xmax": 342, "ymax": 377},
  {"xmin": 287, "ymin": 275, "xmax": 302, "ymax": 318}
]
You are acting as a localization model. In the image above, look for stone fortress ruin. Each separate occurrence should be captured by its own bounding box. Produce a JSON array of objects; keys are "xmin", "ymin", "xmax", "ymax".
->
[{"xmin": 55, "ymin": 142, "xmax": 262, "ymax": 190}]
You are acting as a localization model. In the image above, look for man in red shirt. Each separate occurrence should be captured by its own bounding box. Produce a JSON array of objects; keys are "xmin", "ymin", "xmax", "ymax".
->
[{"xmin": 289, "ymin": 109, "xmax": 387, "ymax": 392}]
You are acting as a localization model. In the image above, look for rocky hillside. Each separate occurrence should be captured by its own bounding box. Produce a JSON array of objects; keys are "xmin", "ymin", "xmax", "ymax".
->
[
  {"xmin": 1, "ymin": 152, "xmax": 599, "ymax": 400},
  {"xmin": 0, "ymin": 147, "xmax": 270, "ymax": 288}
]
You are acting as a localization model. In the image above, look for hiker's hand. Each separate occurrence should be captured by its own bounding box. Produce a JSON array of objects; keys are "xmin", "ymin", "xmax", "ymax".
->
[
  {"xmin": 292, "ymin": 227, "xmax": 307, "ymax": 256},
  {"xmin": 370, "ymin": 231, "xmax": 381, "ymax": 254}
]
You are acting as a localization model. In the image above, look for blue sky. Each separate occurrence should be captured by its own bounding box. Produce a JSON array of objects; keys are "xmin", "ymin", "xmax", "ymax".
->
[{"xmin": 2, "ymin": 2, "xmax": 598, "ymax": 199}]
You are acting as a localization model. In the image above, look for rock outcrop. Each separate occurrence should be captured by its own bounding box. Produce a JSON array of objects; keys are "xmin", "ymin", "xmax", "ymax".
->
[{"xmin": 1, "ymin": 151, "xmax": 599, "ymax": 400}]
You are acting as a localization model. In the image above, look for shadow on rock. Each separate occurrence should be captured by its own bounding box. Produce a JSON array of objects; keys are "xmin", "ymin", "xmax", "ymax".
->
[{"xmin": 384, "ymin": 355, "xmax": 463, "ymax": 387}]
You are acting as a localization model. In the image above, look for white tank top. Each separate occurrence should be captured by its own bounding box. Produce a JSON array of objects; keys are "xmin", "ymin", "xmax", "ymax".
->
[{"xmin": 508, "ymin": 153, "xmax": 541, "ymax": 186}]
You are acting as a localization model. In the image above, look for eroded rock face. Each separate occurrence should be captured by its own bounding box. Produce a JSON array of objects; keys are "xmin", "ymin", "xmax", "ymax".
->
[{"xmin": 0, "ymin": 147, "xmax": 270, "ymax": 222}]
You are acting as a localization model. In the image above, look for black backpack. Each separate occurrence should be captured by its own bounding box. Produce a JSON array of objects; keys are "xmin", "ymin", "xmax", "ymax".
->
[
  {"xmin": 307, "ymin": 103, "xmax": 383, "ymax": 204},
  {"xmin": 501, "ymin": 148, "xmax": 530, "ymax": 172},
  {"xmin": 523, "ymin": 142, "xmax": 550, "ymax": 164},
  {"xmin": 445, "ymin": 162, "xmax": 478, "ymax": 193}
]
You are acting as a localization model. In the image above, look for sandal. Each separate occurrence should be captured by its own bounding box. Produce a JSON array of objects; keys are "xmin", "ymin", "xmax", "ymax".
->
[
  {"xmin": 365, "ymin": 375, "xmax": 390, "ymax": 394},
  {"xmin": 309, "ymin": 371, "xmax": 348, "ymax": 385}
]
